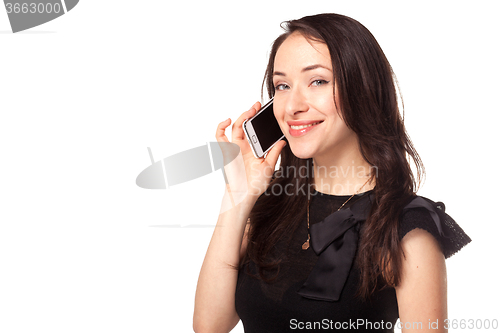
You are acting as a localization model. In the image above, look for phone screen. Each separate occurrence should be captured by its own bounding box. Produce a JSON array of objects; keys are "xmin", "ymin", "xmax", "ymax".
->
[{"xmin": 251, "ymin": 102, "xmax": 283, "ymax": 152}]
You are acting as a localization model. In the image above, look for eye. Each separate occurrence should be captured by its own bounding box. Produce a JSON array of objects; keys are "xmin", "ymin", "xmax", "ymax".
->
[
  {"xmin": 274, "ymin": 83, "xmax": 290, "ymax": 91},
  {"xmin": 311, "ymin": 79, "xmax": 330, "ymax": 87}
]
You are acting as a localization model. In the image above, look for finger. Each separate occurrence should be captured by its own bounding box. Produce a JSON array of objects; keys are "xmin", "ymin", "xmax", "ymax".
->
[
  {"xmin": 231, "ymin": 102, "xmax": 261, "ymax": 141},
  {"xmin": 216, "ymin": 118, "xmax": 231, "ymax": 143},
  {"xmin": 264, "ymin": 140, "xmax": 287, "ymax": 169}
]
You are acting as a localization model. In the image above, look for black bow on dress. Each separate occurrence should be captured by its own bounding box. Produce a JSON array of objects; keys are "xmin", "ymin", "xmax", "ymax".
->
[{"xmin": 297, "ymin": 194, "xmax": 446, "ymax": 302}]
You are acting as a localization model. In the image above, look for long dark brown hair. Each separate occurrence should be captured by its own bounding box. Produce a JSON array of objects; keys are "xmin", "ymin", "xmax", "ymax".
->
[{"xmin": 246, "ymin": 13, "xmax": 425, "ymax": 299}]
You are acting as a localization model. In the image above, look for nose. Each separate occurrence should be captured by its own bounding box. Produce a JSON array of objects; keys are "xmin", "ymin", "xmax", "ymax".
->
[{"xmin": 285, "ymin": 88, "xmax": 309, "ymax": 116}]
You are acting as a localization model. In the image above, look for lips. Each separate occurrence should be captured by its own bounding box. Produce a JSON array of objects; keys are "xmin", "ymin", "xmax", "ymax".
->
[{"xmin": 287, "ymin": 120, "xmax": 323, "ymax": 137}]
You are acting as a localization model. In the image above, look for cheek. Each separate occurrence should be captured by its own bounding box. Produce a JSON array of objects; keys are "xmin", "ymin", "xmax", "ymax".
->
[
  {"xmin": 330, "ymin": 114, "xmax": 355, "ymax": 144},
  {"xmin": 310, "ymin": 96, "xmax": 339, "ymax": 121},
  {"xmin": 330, "ymin": 112, "xmax": 350, "ymax": 134},
  {"xmin": 273, "ymin": 109, "xmax": 284, "ymax": 136},
  {"xmin": 273, "ymin": 99, "xmax": 286, "ymax": 123},
  {"xmin": 314, "ymin": 99, "xmax": 350, "ymax": 135}
]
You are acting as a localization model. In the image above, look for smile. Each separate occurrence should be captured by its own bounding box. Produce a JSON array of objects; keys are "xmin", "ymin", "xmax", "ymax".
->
[
  {"xmin": 290, "ymin": 122, "xmax": 322, "ymax": 130},
  {"xmin": 288, "ymin": 121, "xmax": 323, "ymax": 137}
]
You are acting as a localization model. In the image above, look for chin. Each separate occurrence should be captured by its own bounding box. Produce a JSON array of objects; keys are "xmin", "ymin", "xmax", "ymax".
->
[{"xmin": 288, "ymin": 143, "xmax": 315, "ymax": 160}]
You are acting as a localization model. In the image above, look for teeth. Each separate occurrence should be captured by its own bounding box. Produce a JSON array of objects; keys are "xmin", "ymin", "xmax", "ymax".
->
[{"xmin": 290, "ymin": 122, "xmax": 321, "ymax": 130}]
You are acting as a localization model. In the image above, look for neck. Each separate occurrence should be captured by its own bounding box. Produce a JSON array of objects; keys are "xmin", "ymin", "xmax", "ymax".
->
[{"xmin": 312, "ymin": 140, "xmax": 375, "ymax": 196}]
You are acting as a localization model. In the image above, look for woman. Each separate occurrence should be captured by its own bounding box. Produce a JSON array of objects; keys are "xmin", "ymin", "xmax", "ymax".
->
[{"xmin": 194, "ymin": 13, "xmax": 470, "ymax": 333}]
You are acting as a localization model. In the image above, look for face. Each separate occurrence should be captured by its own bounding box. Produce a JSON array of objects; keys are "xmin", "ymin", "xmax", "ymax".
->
[{"xmin": 272, "ymin": 32, "xmax": 357, "ymax": 160}]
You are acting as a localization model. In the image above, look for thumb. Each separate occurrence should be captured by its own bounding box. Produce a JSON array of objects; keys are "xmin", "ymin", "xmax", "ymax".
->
[{"xmin": 265, "ymin": 140, "xmax": 287, "ymax": 169}]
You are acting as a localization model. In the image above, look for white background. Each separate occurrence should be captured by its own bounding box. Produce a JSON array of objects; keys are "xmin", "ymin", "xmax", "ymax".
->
[{"xmin": 1, "ymin": 1, "xmax": 498, "ymax": 332}]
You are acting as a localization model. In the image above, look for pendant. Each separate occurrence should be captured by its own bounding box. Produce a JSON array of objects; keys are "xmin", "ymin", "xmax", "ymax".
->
[{"xmin": 302, "ymin": 240, "xmax": 310, "ymax": 250}]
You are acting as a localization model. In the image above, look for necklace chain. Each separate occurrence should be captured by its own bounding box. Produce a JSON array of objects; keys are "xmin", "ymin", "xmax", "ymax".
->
[{"xmin": 302, "ymin": 177, "xmax": 372, "ymax": 250}]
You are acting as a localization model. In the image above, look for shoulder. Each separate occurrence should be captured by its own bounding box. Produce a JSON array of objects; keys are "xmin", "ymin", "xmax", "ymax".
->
[
  {"xmin": 399, "ymin": 195, "xmax": 471, "ymax": 259},
  {"xmin": 396, "ymin": 226, "xmax": 448, "ymax": 328},
  {"xmin": 399, "ymin": 202, "xmax": 439, "ymax": 241},
  {"xmin": 399, "ymin": 228, "xmax": 443, "ymax": 263}
]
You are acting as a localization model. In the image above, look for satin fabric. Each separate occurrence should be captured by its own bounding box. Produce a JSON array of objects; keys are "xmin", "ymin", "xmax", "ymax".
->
[{"xmin": 297, "ymin": 194, "xmax": 446, "ymax": 301}]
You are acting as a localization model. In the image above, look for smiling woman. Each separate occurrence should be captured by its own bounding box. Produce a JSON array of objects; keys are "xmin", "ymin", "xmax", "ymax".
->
[
  {"xmin": 272, "ymin": 32, "xmax": 357, "ymax": 166},
  {"xmin": 193, "ymin": 13, "xmax": 471, "ymax": 333}
]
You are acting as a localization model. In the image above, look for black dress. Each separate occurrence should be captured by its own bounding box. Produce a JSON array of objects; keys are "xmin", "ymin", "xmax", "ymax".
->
[{"xmin": 235, "ymin": 190, "xmax": 471, "ymax": 333}]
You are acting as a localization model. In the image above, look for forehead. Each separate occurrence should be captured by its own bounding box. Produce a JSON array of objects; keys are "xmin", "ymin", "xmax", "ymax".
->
[{"xmin": 274, "ymin": 32, "xmax": 331, "ymax": 70}]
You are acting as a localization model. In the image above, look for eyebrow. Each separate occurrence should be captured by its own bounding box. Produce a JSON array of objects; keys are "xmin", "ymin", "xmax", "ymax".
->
[{"xmin": 273, "ymin": 64, "xmax": 332, "ymax": 77}]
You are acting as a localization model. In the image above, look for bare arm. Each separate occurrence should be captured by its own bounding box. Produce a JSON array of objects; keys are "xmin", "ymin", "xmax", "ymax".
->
[
  {"xmin": 396, "ymin": 228, "xmax": 448, "ymax": 333},
  {"xmin": 193, "ymin": 102, "xmax": 286, "ymax": 333},
  {"xmin": 193, "ymin": 191, "xmax": 255, "ymax": 333}
]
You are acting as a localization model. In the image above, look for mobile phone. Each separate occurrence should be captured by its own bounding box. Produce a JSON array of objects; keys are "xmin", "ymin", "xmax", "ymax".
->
[{"xmin": 243, "ymin": 98, "xmax": 285, "ymax": 158}]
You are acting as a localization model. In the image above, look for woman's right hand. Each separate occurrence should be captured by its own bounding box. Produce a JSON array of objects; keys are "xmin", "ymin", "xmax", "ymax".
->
[
  {"xmin": 216, "ymin": 101, "xmax": 287, "ymax": 202},
  {"xmin": 195, "ymin": 102, "xmax": 284, "ymax": 333}
]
